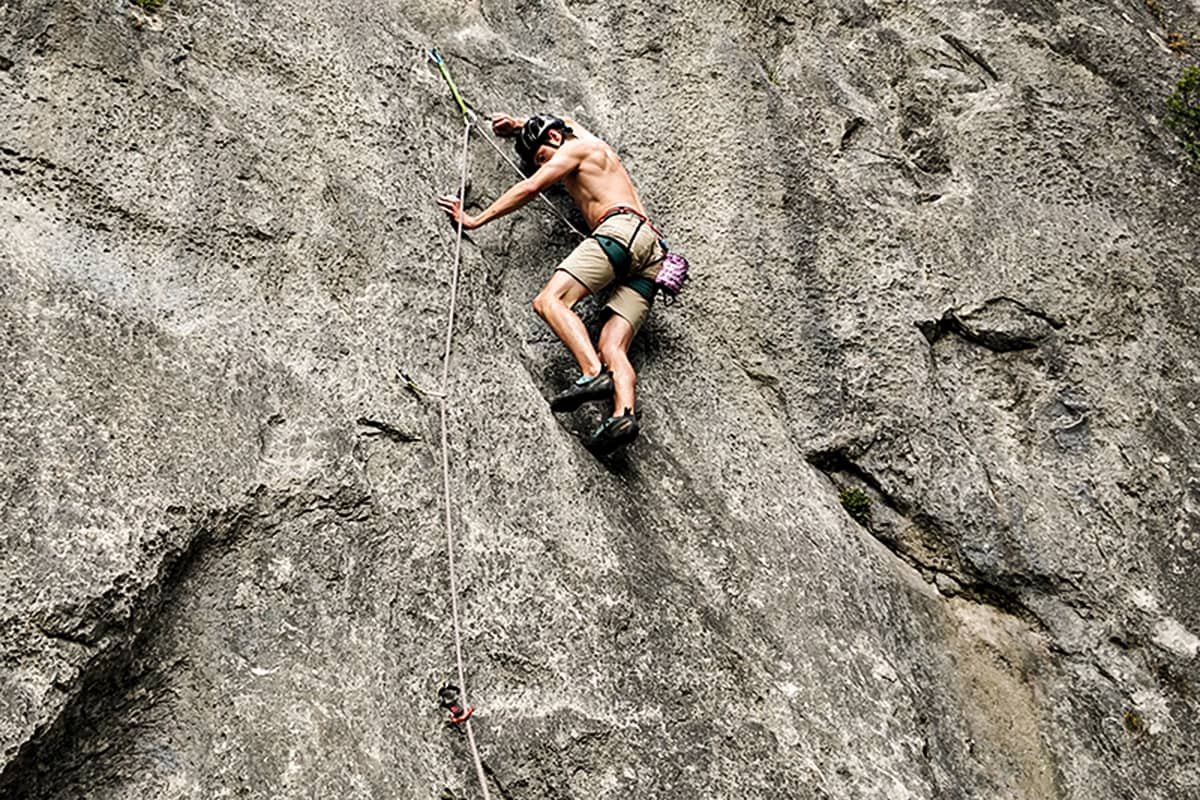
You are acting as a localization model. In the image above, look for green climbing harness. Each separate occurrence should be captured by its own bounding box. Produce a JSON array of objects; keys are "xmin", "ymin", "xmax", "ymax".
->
[{"xmin": 591, "ymin": 207, "xmax": 665, "ymax": 303}]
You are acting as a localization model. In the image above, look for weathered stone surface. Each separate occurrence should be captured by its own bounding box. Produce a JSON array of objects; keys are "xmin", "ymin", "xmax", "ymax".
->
[{"xmin": 2, "ymin": 0, "xmax": 1198, "ymax": 798}]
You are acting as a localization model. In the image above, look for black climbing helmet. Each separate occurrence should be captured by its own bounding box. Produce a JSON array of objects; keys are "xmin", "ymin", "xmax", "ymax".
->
[{"xmin": 515, "ymin": 114, "xmax": 571, "ymax": 164}]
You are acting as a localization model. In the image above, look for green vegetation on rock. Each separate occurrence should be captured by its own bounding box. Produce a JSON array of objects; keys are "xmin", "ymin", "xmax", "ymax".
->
[
  {"xmin": 1124, "ymin": 709, "xmax": 1147, "ymax": 736},
  {"xmin": 839, "ymin": 487, "xmax": 872, "ymax": 526},
  {"xmin": 1165, "ymin": 65, "xmax": 1200, "ymax": 166}
]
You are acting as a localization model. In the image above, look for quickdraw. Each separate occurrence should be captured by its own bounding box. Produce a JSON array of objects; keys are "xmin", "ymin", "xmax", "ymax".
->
[
  {"xmin": 427, "ymin": 48, "xmax": 474, "ymax": 122},
  {"xmin": 425, "ymin": 47, "xmax": 585, "ymax": 239}
]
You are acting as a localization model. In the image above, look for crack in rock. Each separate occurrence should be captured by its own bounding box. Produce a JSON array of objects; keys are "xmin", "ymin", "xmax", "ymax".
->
[
  {"xmin": 916, "ymin": 296, "xmax": 1065, "ymax": 352},
  {"xmin": 806, "ymin": 444, "xmax": 1050, "ymax": 625}
]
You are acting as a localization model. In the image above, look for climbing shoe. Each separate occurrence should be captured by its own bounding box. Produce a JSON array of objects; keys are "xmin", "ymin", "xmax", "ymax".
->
[
  {"xmin": 587, "ymin": 409, "xmax": 639, "ymax": 454},
  {"xmin": 550, "ymin": 371, "xmax": 614, "ymax": 412}
]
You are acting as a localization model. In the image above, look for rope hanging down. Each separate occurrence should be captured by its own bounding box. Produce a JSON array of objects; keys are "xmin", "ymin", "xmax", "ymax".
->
[
  {"xmin": 423, "ymin": 47, "xmax": 594, "ymax": 798},
  {"xmin": 427, "ymin": 50, "xmax": 493, "ymax": 800}
]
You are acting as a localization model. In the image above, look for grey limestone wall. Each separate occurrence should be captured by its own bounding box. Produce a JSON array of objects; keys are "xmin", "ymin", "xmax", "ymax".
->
[{"xmin": 2, "ymin": 0, "xmax": 1199, "ymax": 797}]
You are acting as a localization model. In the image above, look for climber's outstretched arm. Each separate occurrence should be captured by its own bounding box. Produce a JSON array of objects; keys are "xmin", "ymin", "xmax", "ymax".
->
[{"xmin": 437, "ymin": 142, "xmax": 583, "ymax": 229}]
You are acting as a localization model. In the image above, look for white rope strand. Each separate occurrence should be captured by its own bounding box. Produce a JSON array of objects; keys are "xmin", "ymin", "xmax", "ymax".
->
[
  {"xmin": 441, "ymin": 118, "xmax": 472, "ymax": 387},
  {"xmin": 439, "ymin": 117, "xmax": 493, "ymax": 800}
]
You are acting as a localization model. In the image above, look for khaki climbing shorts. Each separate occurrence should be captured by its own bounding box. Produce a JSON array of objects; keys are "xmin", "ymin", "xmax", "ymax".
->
[{"xmin": 556, "ymin": 211, "xmax": 665, "ymax": 335}]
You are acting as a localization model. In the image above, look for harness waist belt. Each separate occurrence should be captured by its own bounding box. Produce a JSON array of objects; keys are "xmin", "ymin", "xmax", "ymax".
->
[{"xmin": 595, "ymin": 205, "xmax": 665, "ymax": 240}]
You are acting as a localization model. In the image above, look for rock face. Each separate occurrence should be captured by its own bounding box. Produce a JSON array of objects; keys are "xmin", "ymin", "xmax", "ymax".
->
[{"xmin": 2, "ymin": 0, "xmax": 1199, "ymax": 797}]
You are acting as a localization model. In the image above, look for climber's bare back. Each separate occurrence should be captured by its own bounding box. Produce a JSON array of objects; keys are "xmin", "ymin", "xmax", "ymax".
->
[{"xmin": 533, "ymin": 122, "xmax": 647, "ymax": 229}]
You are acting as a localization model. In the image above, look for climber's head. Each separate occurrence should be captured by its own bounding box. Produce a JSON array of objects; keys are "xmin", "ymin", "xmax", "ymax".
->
[{"xmin": 516, "ymin": 114, "xmax": 572, "ymax": 168}]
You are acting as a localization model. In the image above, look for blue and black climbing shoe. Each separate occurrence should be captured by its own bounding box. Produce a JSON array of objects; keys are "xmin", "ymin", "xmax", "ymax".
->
[
  {"xmin": 587, "ymin": 409, "xmax": 639, "ymax": 454},
  {"xmin": 550, "ymin": 371, "xmax": 614, "ymax": 412}
]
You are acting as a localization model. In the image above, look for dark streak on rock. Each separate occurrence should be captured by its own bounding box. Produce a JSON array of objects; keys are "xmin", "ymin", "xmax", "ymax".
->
[
  {"xmin": 940, "ymin": 33, "xmax": 999, "ymax": 81},
  {"xmin": 357, "ymin": 417, "xmax": 421, "ymax": 443},
  {"xmin": 36, "ymin": 627, "xmax": 98, "ymax": 650},
  {"xmin": 840, "ymin": 116, "xmax": 865, "ymax": 151}
]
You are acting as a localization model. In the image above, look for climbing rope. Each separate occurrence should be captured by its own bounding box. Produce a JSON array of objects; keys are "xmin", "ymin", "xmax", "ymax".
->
[
  {"xmin": 426, "ymin": 51, "xmax": 493, "ymax": 799},
  {"xmin": 422, "ymin": 48, "xmax": 596, "ymax": 799}
]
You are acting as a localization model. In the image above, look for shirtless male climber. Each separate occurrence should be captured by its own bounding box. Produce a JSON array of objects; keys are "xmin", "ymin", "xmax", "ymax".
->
[{"xmin": 437, "ymin": 113, "xmax": 666, "ymax": 454}]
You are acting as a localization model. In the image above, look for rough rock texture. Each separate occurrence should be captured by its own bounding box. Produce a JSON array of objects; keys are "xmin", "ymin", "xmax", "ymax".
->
[{"xmin": 2, "ymin": 0, "xmax": 1199, "ymax": 798}]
